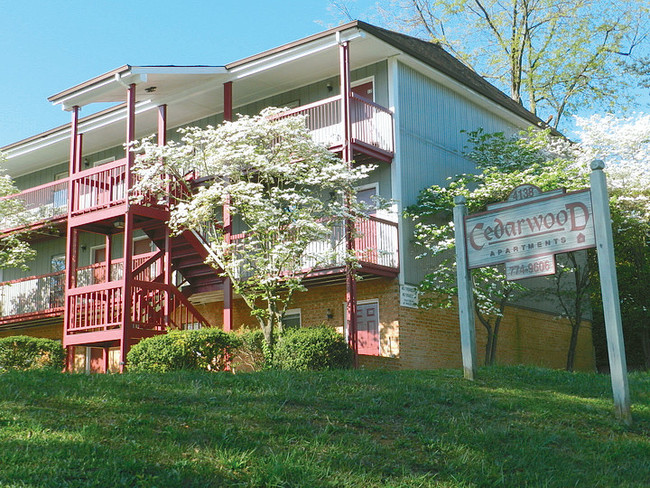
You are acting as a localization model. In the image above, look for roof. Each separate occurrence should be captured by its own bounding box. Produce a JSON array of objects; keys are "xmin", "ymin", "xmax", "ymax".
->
[
  {"xmin": 355, "ymin": 21, "xmax": 552, "ymax": 132},
  {"xmin": 2, "ymin": 21, "xmax": 555, "ymax": 175}
]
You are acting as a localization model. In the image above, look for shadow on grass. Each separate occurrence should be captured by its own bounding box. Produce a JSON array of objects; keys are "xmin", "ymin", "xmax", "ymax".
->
[{"xmin": 0, "ymin": 366, "xmax": 648, "ymax": 487}]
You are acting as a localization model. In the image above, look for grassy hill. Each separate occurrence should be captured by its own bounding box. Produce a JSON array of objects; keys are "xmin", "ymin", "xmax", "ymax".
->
[{"xmin": 0, "ymin": 366, "xmax": 648, "ymax": 487}]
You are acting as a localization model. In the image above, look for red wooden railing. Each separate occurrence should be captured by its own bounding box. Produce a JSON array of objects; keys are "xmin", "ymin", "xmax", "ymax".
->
[
  {"xmin": 76, "ymin": 251, "xmax": 163, "ymax": 287},
  {"xmin": 350, "ymin": 94, "xmax": 394, "ymax": 155},
  {"xmin": 0, "ymin": 179, "xmax": 68, "ymax": 232},
  {"xmin": 66, "ymin": 280, "xmax": 209, "ymax": 335},
  {"xmin": 70, "ymin": 159, "xmax": 127, "ymax": 214},
  {"xmin": 130, "ymin": 282, "xmax": 210, "ymax": 330}
]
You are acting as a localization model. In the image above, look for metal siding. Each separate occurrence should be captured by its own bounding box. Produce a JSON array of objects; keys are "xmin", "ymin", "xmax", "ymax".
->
[
  {"xmin": 14, "ymin": 162, "xmax": 68, "ymax": 191},
  {"xmin": 2, "ymin": 238, "xmax": 66, "ymax": 281},
  {"xmin": 396, "ymin": 63, "xmax": 519, "ymax": 284}
]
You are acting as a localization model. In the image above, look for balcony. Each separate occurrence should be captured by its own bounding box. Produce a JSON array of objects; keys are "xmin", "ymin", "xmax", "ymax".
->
[
  {"xmin": 0, "ymin": 179, "xmax": 68, "ymax": 233},
  {"xmin": 0, "ymin": 252, "xmax": 162, "ymax": 326},
  {"xmin": 0, "ymin": 272, "xmax": 65, "ymax": 325},
  {"xmin": 276, "ymin": 93, "xmax": 394, "ymax": 161},
  {"xmin": 230, "ymin": 215, "xmax": 399, "ymax": 282}
]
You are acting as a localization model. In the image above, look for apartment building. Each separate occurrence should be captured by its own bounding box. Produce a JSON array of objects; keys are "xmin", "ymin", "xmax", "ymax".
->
[{"xmin": 0, "ymin": 21, "xmax": 595, "ymax": 372}]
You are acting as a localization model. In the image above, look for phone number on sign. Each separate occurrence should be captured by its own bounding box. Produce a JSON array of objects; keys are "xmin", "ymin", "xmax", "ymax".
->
[{"xmin": 507, "ymin": 257, "xmax": 555, "ymax": 279}]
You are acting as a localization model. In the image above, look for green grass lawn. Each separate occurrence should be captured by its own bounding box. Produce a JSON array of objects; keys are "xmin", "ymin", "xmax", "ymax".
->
[{"xmin": 0, "ymin": 366, "xmax": 648, "ymax": 487}]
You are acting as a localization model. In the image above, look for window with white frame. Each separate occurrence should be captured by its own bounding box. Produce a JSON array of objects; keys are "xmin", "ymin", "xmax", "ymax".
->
[{"xmin": 282, "ymin": 308, "xmax": 301, "ymax": 330}]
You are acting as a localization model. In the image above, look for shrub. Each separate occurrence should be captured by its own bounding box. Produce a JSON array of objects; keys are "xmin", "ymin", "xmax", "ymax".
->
[
  {"xmin": 273, "ymin": 326, "xmax": 354, "ymax": 371},
  {"xmin": 230, "ymin": 328, "xmax": 267, "ymax": 372},
  {"xmin": 127, "ymin": 328, "xmax": 241, "ymax": 373},
  {"xmin": 0, "ymin": 336, "xmax": 65, "ymax": 372}
]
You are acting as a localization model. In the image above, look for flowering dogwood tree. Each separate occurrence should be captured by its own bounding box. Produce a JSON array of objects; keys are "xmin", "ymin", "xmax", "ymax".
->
[
  {"xmin": 407, "ymin": 128, "xmax": 592, "ymax": 369},
  {"xmin": 0, "ymin": 154, "xmax": 36, "ymax": 270},
  {"xmin": 576, "ymin": 113, "xmax": 650, "ymax": 369},
  {"xmin": 131, "ymin": 109, "xmax": 372, "ymax": 355}
]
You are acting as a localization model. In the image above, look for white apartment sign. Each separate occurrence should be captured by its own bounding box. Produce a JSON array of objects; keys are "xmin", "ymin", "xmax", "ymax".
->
[
  {"xmin": 465, "ymin": 188, "xmax": 595, "ymax": 278},
  {"xmin": 453, "ymin": 164, "xmax": 631, "ymax": 424}
]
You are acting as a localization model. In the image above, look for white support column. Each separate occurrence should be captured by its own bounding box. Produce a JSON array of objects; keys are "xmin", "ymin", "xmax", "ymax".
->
[
  {"xmin": 590, "ymin": 160, "xmax": 632, "ymax": 424},
  {"xmin": 453, "ymin": 195, "xmax": 477, "ymax": 380}
]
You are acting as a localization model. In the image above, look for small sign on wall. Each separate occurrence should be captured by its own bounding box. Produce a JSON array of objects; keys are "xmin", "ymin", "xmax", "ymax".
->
[{"xmin": 400, "ymin": 284, "xmax": 419, "ymax": 308}]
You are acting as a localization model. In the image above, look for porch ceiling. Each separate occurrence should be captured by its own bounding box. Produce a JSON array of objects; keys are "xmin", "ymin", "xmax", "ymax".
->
[{"xmin": 3, "ymin": 23, "xmax": 401, "ymax": 178}]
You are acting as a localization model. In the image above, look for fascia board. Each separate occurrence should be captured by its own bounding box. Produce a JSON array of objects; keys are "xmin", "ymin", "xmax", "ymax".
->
[
  {"xmin": 228, "ymin": 28, "xmax": 364, "ymax": 80},
  {"xmin": 130, "ymin": 66, "xmax": 227, "ymax": 75},
  {"xmin": 56, "ymin": 73, "xmax": 147, "ymax": 111}
]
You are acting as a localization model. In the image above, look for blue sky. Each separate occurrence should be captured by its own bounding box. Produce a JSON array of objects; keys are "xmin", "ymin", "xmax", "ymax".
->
[
  {"xmin": 2, "ymin": 1, "xmax": 647, "ymax": 148},
  {"xmin": 0, "ymin": 0, "xmax": 380, "ymax": 147}
]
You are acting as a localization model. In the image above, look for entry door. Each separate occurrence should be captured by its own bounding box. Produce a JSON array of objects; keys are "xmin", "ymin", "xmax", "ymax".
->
[
  {"xmin": 88, "ymin": 348, "xmax": 105, "ymax": 374},
  {"xmin": 91, "ymin": 247, "xmax": 106, "ymax": 284},
  {"xmin": 351, "ymin": 81, "xmax": 379, "ymax": 146},
  {"xmin": 352, "ymin": 81, "xmax": 374, "ymax": 101},
  {"xmin": 357, "ymin": 301, "xmax": 379, "ymax": 355}
]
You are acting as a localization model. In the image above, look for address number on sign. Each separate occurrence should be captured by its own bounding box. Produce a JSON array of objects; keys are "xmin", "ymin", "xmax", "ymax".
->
[{"xmin": 505, "ymin": 255, "xmax": 556, "ymax": 281}]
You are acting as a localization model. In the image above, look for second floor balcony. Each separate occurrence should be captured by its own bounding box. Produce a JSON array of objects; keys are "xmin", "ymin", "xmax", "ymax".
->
[{"xmin": 0, "ymin": 92, "xmax": 394, "ymax": 233}]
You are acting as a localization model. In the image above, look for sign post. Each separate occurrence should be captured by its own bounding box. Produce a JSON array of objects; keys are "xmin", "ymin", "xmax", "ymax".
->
[
  {"xmin": 454, "ymin": 164, "xmax": 631, "ymax": 422},
  {"xmin": 453, "ymin": 196, "xmax": 477, "ymax": 380},
  {"xmin": 589, "ymin": 160, "xmax": 632, "ymax": 424}
]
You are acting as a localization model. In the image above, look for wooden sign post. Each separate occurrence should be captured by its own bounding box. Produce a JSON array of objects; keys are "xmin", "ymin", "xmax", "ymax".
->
[
  {"xmin": 454, "ymin": 161, "xmax": 631, "ymax": 423},
  {"xmin": 590, "ymin": 160, "xmax": 632, "ymax": 424}
]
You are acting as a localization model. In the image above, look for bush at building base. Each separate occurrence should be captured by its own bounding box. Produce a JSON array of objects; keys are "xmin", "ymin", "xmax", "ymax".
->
[
  {"xmin": 127, "ymin": 328, "xmax": 241, "ymax": 373},
  {"xmin": 0, "ymin": 336, "xmax": 65, "ymax": 372},
  {"xmin": 273, "ymin": 326, "xmax": 354, "ymax": 371}
]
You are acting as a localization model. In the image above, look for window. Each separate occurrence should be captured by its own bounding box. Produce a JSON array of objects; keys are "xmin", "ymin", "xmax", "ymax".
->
[{"xmin": 282, "ymin": 309, "xmax": 301, "ymax": 330}]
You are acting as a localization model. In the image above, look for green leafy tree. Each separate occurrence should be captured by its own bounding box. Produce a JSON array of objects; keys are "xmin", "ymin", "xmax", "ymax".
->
[
  {"xmin": 131, "ymin": 109, "xmax": 371, "ymax": 357},
  {"xmin": 370, "ymin": 0, "xmax": 650, "ymax": 129},
  {"xmin": 407, "ymin": 128, "xmax": 592, "ymax": 370}
]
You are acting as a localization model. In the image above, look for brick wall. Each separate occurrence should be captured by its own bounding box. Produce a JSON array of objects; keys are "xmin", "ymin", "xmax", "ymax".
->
[
  {"xmin": 193, "ymin": 277, "xmax": 595, "ymax": 371},
  {"xmin": 0, "ymin": 322, "xmax": 62, "ymax": 340}
]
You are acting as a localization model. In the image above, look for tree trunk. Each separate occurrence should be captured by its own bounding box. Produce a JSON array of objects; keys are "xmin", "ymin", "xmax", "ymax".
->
[
  {"xmin": 566, "ymin": 321, "xmax": 580, "ymax": 372},
  {"xmin": 489, "ymin": 316, "xmax": 502, "ymax": 366}
]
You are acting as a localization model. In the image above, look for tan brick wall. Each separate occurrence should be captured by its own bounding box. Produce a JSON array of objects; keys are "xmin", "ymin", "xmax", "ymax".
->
[
  {"xmin": 194, "ymin": 277, "xmax": 595, "ymax": 372},
  {"xmin": 398, "ymin": 300, "xmax": 594, "ymax": 371},
  {"xmin": 0, "ymin": 322, "xmax": 62, "ymax": 341}
]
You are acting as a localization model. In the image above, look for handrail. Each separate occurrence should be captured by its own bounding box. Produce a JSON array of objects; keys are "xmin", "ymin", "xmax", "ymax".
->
[
  {"xmin": 273, "ymin": 95, "xmax": 342, "ymax": 119},
  {"xmin": 72, "ymin": 158, "xmax": 127, "ymax": 179},
  {"xmin": 0, "ymin": 269, "xmax": 64, "ymax": 286},
  {"xmin": 229, "ymin": 215, "xmax": 399, "ymax": 274},
  {"xmin": 0, "ymin": 178, "xmax": 69, "ymax": 203},
  {"xmin": 350, "ymin": 92, "xmax": 393, "ymax": 112}
]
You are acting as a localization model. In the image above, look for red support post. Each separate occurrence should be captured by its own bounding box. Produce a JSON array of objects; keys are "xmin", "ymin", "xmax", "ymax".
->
[
  {"xmin": 126, "ymin": 83, "xmax": 136, "ymax": 167},
  {"xmin": 340, "ymin": 41, "xmax": 358, "ymax": 363},
  {"xmin": 66, "ymin": 346, "xmax": 75, "ymax": 373},
  {"xmin": 120, "ymin": 213, "xmax": 134, "ymax": 372},
  {"xmin": 120, "ymin": 84, "xmax": 137, "ymax": 372},
  {"xmin": 63, "ymin": 107, "xmax": 80, "ymax": 372},
  {"xmin": 103, "ymin": 347, "xmax": 109, "ymax": 374},
  {"xmin": 223, "ymin": 81, "xmax": 233, "ymax": 122},
  {"xmin": 75, "ymin": 133, "xmax": 83, "ymax": 174},
  {"xmin": 158, "ymin": 104, "xmax": 172, "ymax": 329},
  {"xmin": 222, "ymin": 82, "xmax": 234, "ymax": 332}
]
